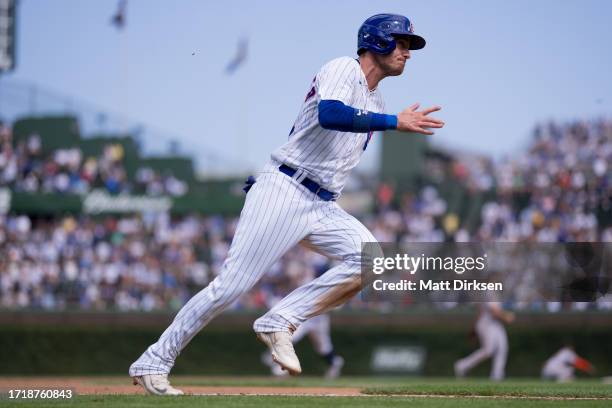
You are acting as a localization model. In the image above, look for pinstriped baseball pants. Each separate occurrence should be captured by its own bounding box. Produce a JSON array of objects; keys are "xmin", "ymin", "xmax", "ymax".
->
[{"xmin": 129, "ymin": 161, "xmax": 376, "ymax": 376}]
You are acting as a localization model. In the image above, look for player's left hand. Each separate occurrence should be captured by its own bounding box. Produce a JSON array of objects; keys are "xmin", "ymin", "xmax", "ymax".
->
[{"xmin": 396, "ymin": 103, "xmax": 445, "ymax": 135}]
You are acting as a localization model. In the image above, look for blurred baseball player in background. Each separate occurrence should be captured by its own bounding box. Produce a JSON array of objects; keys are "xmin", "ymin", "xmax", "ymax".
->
[
  {"xmin": 454, "ymin": 302, "xmax": 514, "ymax": 381},
  {"xmin": 130, "ymin": 13, "xmax": 444, "ymax": 395},
  {"xmin": 262, "ymin": 314, "xmax": 344, "ymax": 378},
  {"xmin": 541, "ymin": 345, "xmax": 595, "ymax": 382},
  {"xmin": 261, "ymin": 254, "xmax": 344, "ymax": 378}
]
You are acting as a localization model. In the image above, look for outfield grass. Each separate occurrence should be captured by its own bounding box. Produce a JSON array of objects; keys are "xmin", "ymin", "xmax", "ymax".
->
[
  {"xmin": 122, "ymin": 375, "xmax": 612, "ymax": 398},
  {"xmin": 87, "ymin": 375, "xmax": 610, "ymax": 390},
  {"xmin": 362, "ymin": 378, "xmax": 612, "ymax": 398},
  {"xmin": 4, "ymin": 395, "xmax": 611, "ymax": 408},
  {"xmin": 2, "ymin": 377, "xmax": 611, "ymax": 407},
  {"xmin": 86, "ymin": 374, "xmax": 414, "ymax": 387}
]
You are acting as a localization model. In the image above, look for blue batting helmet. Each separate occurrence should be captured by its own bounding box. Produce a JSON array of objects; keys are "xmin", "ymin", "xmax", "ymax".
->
[{"xmin": 357, "ymin": 14, "xmax": 426, "ymax": 55}]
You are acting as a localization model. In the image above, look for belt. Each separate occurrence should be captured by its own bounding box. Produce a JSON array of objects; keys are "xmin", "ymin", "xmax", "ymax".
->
[{"xmin": 278, "ymin": 164, "xmax": 337, "ymax": 201}]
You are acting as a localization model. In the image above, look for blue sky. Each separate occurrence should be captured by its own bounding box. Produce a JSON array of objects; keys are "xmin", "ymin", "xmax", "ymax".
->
[{"xmin": 2, "ymin": 0, "xmax": 612, "ymax": 175}]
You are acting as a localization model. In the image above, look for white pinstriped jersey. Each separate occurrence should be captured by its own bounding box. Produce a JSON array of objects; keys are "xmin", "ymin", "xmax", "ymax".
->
[{"xmin": 271, "ymin": 56, "xmax": 386, "ymax": 193}]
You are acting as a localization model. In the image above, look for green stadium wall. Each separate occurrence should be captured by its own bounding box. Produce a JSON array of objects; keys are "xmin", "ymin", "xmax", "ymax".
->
[
  {"xmin": 12, "ymin": 116, "xmax": 81, "ymax": 154},
  {"xmin": 2, "ymin": 311, "xmax": 610, "ymax": 377},
  {"xmin": 3, "ymin": 189, "xmax": 245, "ymax": 216}
]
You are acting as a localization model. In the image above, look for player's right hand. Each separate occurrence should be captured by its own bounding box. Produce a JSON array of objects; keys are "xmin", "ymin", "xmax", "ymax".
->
[{"xmin": 396, "ymin": 103, "xmax": 444, "ymax": 135}]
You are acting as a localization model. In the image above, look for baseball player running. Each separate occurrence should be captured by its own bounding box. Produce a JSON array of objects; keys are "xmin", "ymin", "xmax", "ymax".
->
[
  {"xmin": 130, "ymin": 13, "xmax": 444, "ymax": 395},
  {"xmin": 454, "ymin": 302, "xmax": 514, "ymax": 381}
]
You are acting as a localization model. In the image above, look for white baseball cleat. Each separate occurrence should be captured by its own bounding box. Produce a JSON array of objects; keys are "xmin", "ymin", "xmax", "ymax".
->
[
  {"xmin": 257, "ymin": 332, "xmax": 302, "ymax": 375},
  {"xmin": 132, "ymin": 374, "xmax": 184, "ymax": 396},
  {"xmin": 325, "ymin": 355, "xmax": 345, "ymax": 379}
]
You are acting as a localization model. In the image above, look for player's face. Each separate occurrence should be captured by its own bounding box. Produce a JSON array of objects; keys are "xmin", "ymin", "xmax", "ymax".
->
[{"xmin": 374, "ymin": 37, "xmax": 411, "ymax": 76}]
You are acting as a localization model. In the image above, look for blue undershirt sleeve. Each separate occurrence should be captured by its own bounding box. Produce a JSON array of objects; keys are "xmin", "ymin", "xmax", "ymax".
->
[{"xmin": 318, "ymin": 99, "xmax": 397, "ymax": 133}]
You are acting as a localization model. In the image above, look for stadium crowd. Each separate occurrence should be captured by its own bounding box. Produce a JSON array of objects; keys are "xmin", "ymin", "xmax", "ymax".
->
[
  {"xmin": 0, "ymin": 118, "xmax": 611, "ymax": 311},
  {"xmin": 485, "ymin": 119, "xmax": 611, "ymax": 242},
  {"xmin": 0, "ymin": 122, "xmax": 188, "ymax": 196},
  {"xmin": 435, "ymin": 119, "xmax": 612, "ymax": 243}
]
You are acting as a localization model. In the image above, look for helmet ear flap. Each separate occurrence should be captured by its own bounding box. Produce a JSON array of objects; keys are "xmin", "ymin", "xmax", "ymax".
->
[
  {"xmin": 375, "ymin": 37, "xmax": 393, "ymax": 52},
  {"xmin": 358, "ymin": 24, "xmax": 396, "ymax": 55}
]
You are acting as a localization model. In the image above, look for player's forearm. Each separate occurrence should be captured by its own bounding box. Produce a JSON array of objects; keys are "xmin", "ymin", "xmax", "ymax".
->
[{"xmin": 318, "ymin": 100, "xmax": 397, "ymax": 133}]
